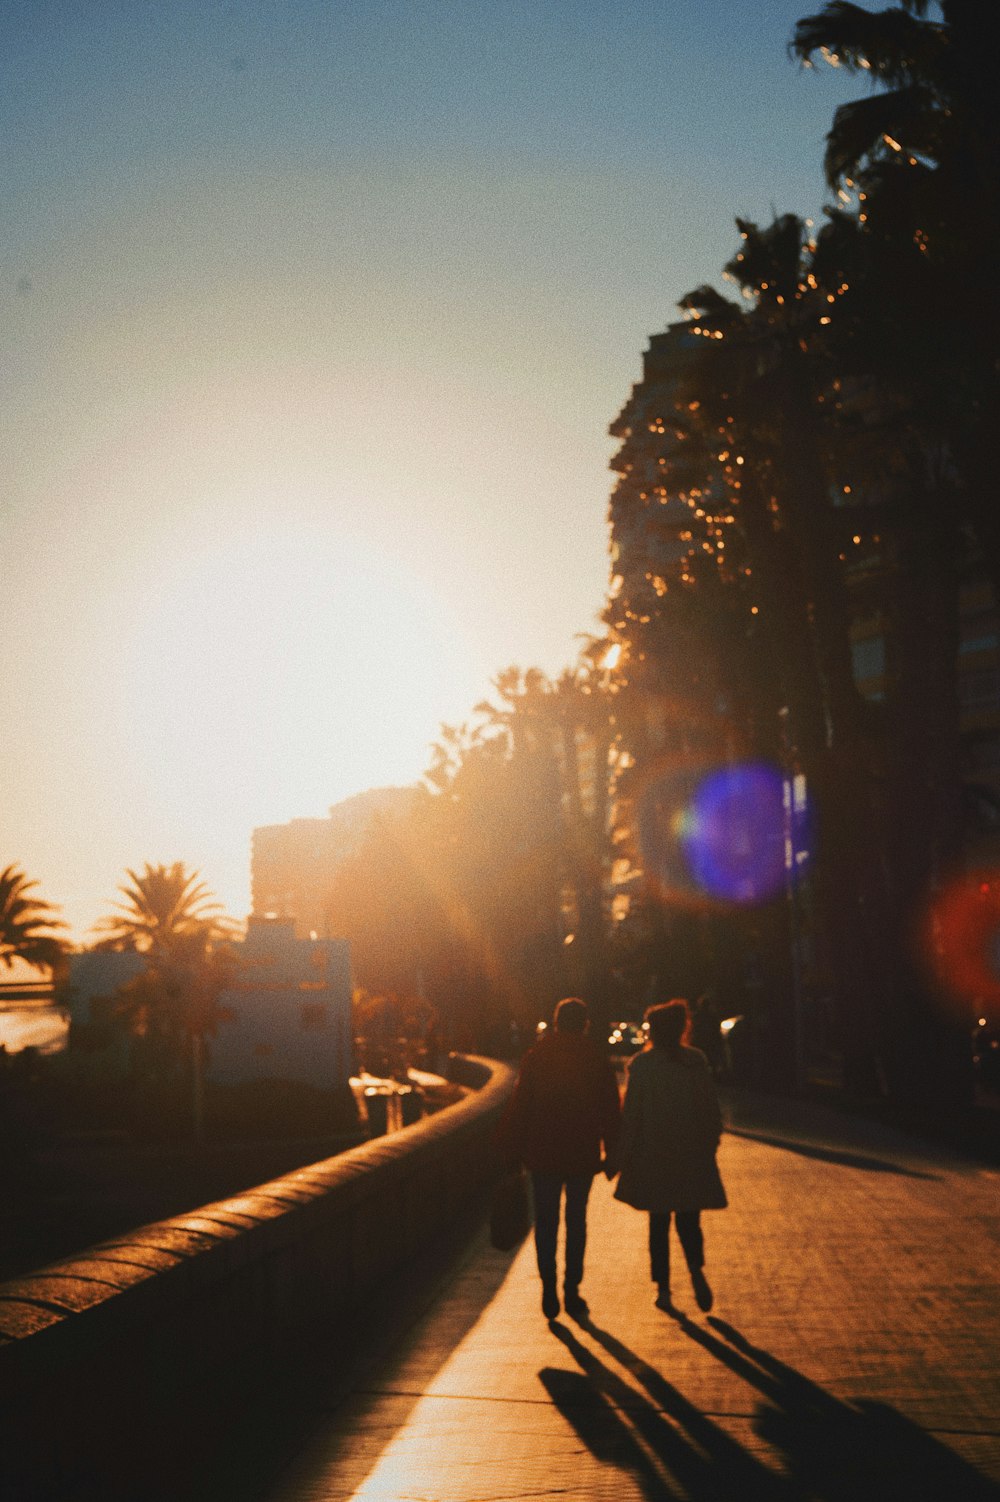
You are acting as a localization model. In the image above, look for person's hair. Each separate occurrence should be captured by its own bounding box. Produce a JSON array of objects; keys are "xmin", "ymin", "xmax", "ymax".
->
[
  {"xmin": 645, "ymin": 999, "xmax": 691, "ymax": 1049},
  {"xmin": 554, "ymin": 997, "xmax": 588, "ymax": 1034}
]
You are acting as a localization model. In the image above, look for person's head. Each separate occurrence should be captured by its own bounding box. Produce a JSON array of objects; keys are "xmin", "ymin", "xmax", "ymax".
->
[
  {"xmin": 645, "ymin": 999, "xmax": 691, "ymax": 1049},
  {"xmin": 553, "ymin": 997, "xmax": 589, "ymax": 1035}
]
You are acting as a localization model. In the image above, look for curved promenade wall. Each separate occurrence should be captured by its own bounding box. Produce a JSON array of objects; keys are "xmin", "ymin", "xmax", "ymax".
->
[{"xmin": 0, "ymin": 1055, "xmax": 514, "ymax": 1501}]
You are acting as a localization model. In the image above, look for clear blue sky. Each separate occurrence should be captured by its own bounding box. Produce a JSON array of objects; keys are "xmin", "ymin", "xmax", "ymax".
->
[{"xmin": 0, "ymin": 0, "xmax": 872, "ymax": 937}]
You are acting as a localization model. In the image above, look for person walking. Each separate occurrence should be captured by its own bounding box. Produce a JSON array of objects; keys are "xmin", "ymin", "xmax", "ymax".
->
[
  {"xmin": 689, "ymin": 991, "xmax": 724, "ymax": 1076},
  {"xmin": 613, "ymin": 998, "xmax": 727, "ymax": 1312},
  {"xmin": 497, "ymin": 997, "xmax": 621, "ymax": 1320}
]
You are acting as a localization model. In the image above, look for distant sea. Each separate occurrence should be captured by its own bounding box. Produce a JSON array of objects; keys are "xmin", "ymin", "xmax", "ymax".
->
[{"xmin": 0, "ymin": 1004, "xmax": 68, "ymax": 1055}]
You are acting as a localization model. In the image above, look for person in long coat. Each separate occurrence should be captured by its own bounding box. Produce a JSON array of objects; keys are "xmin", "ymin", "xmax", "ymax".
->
[
  {"xmin": 614, "ymin": 998, "xmax": 726, "ymax": 1312},
  {"xmin": 496, "ymin": 997, "xmax": 621, "ymax": 1320}
]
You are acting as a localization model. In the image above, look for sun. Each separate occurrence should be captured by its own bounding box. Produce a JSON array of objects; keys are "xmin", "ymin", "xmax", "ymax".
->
[{"xmin": 117, "ymin": 522, "xmax": 487, "ymax": 908}]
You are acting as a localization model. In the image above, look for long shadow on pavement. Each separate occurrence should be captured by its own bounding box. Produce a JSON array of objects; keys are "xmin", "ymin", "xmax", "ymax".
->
[
  {"xmin": 722, "ymin": 1129, "xmax": 940, "ymax": 1179},
  {"xmin": 546, "ymin": 1316, "xmax": 999, "ymax": 1502},
  {"xmin": 547, "ymin": 1319, "xmax": 793, "ymax": 1500},
  {"xmin": 680, "ymin": 1314, "xmax": 999, "ymax": 1501}
]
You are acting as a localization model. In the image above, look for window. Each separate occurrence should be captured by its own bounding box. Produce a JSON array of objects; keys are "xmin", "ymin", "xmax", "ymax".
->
[
  {"xmin": 300, "ymin": 1003, "xmax": 327, "ymax": 1031},
  {"xmin": 960, "ymin": 611, "xmax": 999, "ymax": 655},
  {"xmin": 966, "ymin": 737, "xmax": 1000, "ymax": 773},
  {"xmin": 851, "ymin": 635, "xmax": 885, "ymax": 682},
  {"xmin": 960, "ymin": 668, "xmax": 1000, "ymax": 714}
]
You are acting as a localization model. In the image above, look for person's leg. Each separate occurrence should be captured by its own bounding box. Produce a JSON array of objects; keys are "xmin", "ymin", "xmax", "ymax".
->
[
  {"xmin": 675, "ymin": 1211, "xmax": 704, "ymax": 1271},
  {"xmin": 562, "ymin": 1173, "xmax": 594, "ymax": 1315},
  {"xmin": 649, "ymin": 1211, "xmax": 672, "ymax": 1304},
  {"xmin": 530, "ymin": 1173, "xmax": 563, "ymax": 1317},
  {"xmin": 676, "ymin": 1210, "xmax": 713, "ymax": 1311}
]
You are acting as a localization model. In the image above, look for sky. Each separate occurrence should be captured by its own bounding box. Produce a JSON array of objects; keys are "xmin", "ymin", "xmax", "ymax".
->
[{"xmin": 0, "ymin": 0, "xmax": 872, "ymax": 942}]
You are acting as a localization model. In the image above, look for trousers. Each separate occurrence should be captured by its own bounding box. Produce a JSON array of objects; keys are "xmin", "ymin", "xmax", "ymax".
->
[
  {"xmin": 648, "ymin": 1209, "xmax": 704, "ymax": 1285},
  {"xmin": 530, "ymin": 1172, "xmax": 593, "ymax": 1291}
]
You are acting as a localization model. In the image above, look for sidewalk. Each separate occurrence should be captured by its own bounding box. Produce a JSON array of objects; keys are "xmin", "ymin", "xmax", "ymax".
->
[{"xmin": 247, "ymin": 1093, "xmax": 999, "ymax": 1501}]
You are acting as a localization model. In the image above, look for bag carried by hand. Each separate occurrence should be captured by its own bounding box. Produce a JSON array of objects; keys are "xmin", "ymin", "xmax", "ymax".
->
[{"xmin": 489, "ymin": 1168, "xmax": 532, "ymax": 1251}]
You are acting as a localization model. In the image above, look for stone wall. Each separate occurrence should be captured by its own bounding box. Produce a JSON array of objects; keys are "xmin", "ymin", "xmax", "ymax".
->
[{"xmin": 0, "ymin": 1055, "xmax": 514, "ymax": 1501}]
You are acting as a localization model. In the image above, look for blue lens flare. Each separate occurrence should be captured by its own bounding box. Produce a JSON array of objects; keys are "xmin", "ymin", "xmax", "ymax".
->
[
  {"xmin": 681, "ymin": 763, "xmax": 788, "ymax": 903},
  {"xmin": 639, "ymin": 760, "xmax": 808, "ymax": 907}
]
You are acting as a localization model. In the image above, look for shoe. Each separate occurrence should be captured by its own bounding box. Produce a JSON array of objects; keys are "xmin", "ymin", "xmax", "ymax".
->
[
  {"xmin": 654, "ymin": 1285, "xmax": 673, "ymax": 1311},
  {"xmin": 564, "ymin": 1288, "xmax": 589, "ymax": 1320},
  {"xmin": 541, "ymin": 1283, "xmax": 560, "ymax": 1320},
  {"xmin": 691, "ymin": 1269, "xmax": 713, "ymax": 1312}
]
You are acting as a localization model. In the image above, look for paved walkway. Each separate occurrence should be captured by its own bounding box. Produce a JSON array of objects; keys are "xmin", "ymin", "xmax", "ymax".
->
[{"xmin": 252, "ymin": 1092, "xmax": 1000, "ymax": 1502}]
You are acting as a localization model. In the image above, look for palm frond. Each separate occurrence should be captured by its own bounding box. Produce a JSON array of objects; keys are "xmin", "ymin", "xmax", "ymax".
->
[
  {"xmin": 677, "ymin": 283, "xmax": 740, "ymax": 321},
  {"xmin": 723, "ymin": 215, "xmax": 806, "ymax": 300},
  {"xmin": 0, "ymin": 864, "xmax": 67, "ymax": 969},
  {"xmin": 824, "ymin": 84, "xmax": 941, "ymax": 184},
  {"xmin": 791, "ymin": 1, "xmax": 947, "ymax": 90},
  {"xmin": 90, "ymin": 861, "xmax": 234, "ymax": 954}
]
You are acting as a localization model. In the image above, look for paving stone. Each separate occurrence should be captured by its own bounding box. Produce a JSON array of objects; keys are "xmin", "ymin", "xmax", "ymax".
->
[{"xmin": 256, "ymin": 1092, "xmax": 1000, "ymax": 1502}]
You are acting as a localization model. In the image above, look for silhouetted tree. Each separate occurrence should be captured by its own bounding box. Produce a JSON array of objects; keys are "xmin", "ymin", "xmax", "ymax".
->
[
  {"xmin": 0, "ymin": 865, "xmax": 67, "ymax": 973},
  {"xmin": 92, "ymin": 862, "xmax": 238, "ymax": 1136},
  {"xmin": 603, "ymin": 0, "xmax": 991, "ymax": 1104},
  {"xmin": 793, "ymin": 0, "xmax": 1000, "ymax": 594},
  {"xmin": 92, "ymin": 862, "xmax": 235, "ymax": 955},
  {"xmin": 327, "ymin": 659, "xmax": 620, "ymax": 1047}
]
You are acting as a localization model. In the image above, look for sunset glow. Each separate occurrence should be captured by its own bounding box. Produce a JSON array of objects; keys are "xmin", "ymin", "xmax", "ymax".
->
[
  {"xmin": 0, "ymin": 2, "xmax": 869, "ymax": 941},
  {"xmin": 123, "ymin": 522, "xmax": 484, "ymax": 827}
]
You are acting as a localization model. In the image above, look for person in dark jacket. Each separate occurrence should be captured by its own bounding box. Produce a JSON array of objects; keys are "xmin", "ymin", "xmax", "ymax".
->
[
  {"xmin": 497, "ymin": 997, "xmax": 621, "ymax": 1320},
  {"xmin": 614, "ymin": 998, "xmax": 727, "ymax": 1313}
]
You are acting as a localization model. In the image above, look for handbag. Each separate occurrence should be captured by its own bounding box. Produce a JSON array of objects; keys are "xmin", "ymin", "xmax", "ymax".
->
[{"xmin": 489, "ymin": 1168, "xmax": 532, "ymax": 1250}]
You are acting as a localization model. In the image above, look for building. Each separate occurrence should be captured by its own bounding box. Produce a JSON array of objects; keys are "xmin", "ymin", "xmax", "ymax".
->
[
  {"xmin": 608, "ymin": 321, "xmax": 714, "ymax": 613},
  {"xmin": 60, "ymin": 921, "xmax": 353, "ymax": 1093},
  {"xmin": 61, "ymin": 949, "xmax": 148, "ymax": 1077},
  {"xmin": 208, "ymin": 915, "xmax": 352, "ymax": 1090},
  {"xmin": 251, "ymin": 786, "xmax": 418, "ymax": 938}
]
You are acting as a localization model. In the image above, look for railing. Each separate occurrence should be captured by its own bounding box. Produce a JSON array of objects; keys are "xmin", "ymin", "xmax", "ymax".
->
[{"xmin": 0, "ymin": 1054, "xmax": 515, "ymax": 1502}]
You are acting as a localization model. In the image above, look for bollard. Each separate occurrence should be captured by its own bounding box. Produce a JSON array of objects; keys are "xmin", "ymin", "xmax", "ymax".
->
[
  {"xmin": 365, "ymin": 1088, "xmax": 389, "ymax": 1136},
  {"xmin": 399, "ymin": 1086, "xmax": 422, "ymax": 1126}
]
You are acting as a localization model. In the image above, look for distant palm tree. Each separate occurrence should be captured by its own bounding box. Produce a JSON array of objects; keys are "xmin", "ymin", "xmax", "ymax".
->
[
  {"xmin": 92, "ymin": 861, "xmax": 236, "ymax": 956},
  {"xmin": 0, "ymin": 865, "xmax": 66, "ymax": 972},
  {"xmin": 93, "ymin": 862, "xmax": 238, "ymax": 1139}
]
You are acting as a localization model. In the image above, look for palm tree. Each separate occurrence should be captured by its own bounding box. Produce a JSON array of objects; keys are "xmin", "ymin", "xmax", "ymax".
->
[
  {"xmin": 791, "ymin": 0, "xmax": 1000, "ymax": 599},
  {"xmin": 92, "ymin": 862, "xmax": 236, "ymax": 955},
  {"xmin": 93, "ymin": 863, "xmax": 237, "ymax": 1138},
  {"xmin": 789, "ymin": 0, "xmax": 985, "ymax": 1101},
  {"xmin": 471, "ymin": 659, "xmax": 622, "ymax": 1023},
  {"xmin": 606, "ymin": 197, "xmax": 966, "ymax": 1094},
  {"xmin": 0, "ymin": 865, "xmax": 66, "ymax": 972},
  {"xmin": 791, "ymin": 1, "xmax": 996, "ymax": 218}
]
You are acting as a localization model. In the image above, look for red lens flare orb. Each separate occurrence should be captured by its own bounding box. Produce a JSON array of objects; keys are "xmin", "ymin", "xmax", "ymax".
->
[{"xmin": 922, "ymin": 872, "xmax": 1000, "ymax": 1013}]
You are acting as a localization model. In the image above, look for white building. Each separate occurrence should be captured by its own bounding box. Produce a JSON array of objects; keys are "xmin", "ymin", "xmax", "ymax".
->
[
  {"xmin": 208, "ymin": 915, "xmax": 353, "ymax": 1090},
  {"xmin": 62, "ymin": 919, "xmax": 353, "ymax": 1092},
  {"xmin": 62, "ymin": 949, "xmax": 148, "ymax": 1077}
]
